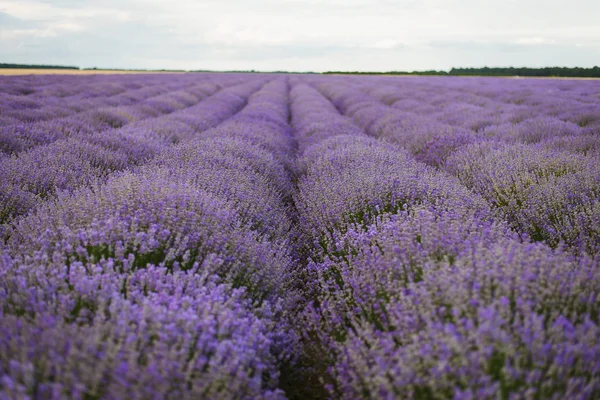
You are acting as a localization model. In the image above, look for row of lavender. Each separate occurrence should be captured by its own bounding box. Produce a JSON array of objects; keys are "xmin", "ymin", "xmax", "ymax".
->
[
  {"xmin": 0, "ymin": 75, "xmax": 199, "ymax": 125},
  {"xmin": 289, "ymin": 77, "xmax": 600, "ymax": 398},
  {"xmin": 0, "ymin": 75, "xmax": 246, "ymax": 154},
  {"xmin": 1, "ymin": 73, "xmax": 600, "ymax": 399},
  {"xmin": 0, "ymin": 76, "xmax": 309, "ymax": 398},
  {"xmin": 0, "ymin": 75, "xmax": 263, "ymax": 231},
  {"xmin": 309, "ymin": 76, "xmax": 600, "ymax": 257}
]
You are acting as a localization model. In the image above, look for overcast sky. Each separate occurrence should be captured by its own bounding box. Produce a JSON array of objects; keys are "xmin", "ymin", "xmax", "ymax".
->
[{"xmin": 1, "ymin": 0, "xmax": 599, "ymax": 72}]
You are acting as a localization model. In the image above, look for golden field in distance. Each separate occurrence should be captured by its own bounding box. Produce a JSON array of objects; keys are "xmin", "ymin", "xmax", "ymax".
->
[{"xmin": 0, "ymin": 69, "xmax": 184, "ymax": 75}]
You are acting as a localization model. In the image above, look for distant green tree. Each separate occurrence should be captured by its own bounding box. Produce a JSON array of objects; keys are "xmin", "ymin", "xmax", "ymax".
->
[{"xmin": 0, "ymin": 63, "xmax": 79, "ymax": 70}]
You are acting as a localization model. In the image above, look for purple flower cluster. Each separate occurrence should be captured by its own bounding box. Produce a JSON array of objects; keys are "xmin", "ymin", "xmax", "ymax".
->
[
  {"xmin": 307, "ymin": 76, "xmax": 600, "ymax": 257},
  {"xmin": 1, "ymin": 73, "xmax": 599, "ymax": 399},
  {"xmin": 0, "ymin": 78, "xmax": 265, "ymax": 227},
  {"xmin": 446, "ymin": 141, "xmax": 600, "ymax": 255},
  {"xmin": 289, "ymin": 76, "xmax": 600, "ymax": 398},
  {"xmin": 305, "ymin": 209, "xmax": 599, "ymax": 399},
  {"xmin": 0, "ymin": 75, "xmax": 218, "ymax": 154},
  {"xmin": 1, "ymin": 75, "xmax": 298, "ymax": 399}
]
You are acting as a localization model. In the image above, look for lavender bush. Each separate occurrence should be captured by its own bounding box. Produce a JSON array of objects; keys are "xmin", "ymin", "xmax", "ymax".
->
[{"xmin": 1, "ymin": 73, "xmax": 599, "ymax": 399}]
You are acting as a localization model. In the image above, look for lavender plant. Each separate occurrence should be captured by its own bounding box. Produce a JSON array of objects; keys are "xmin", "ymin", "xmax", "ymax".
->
[
  {"xmin": 1, "ymin": 73, "xmax": 600, "ymax": 400},
  {"xmin": 446, "ymin": 141, "xmax": 600, "ymax": 255}
]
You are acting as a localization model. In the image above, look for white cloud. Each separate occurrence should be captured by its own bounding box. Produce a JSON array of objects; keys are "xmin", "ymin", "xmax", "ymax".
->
[
  {"xmin": 204, "ymin": 23, "xmax": 301, "ymax": 46},
  {"xmin": 371, "ymin": 39, "xmax": 403, "ymax": 50},
  {"xmin": 1, "ymin": 0, "xmax": 599, "ymax": 71},
  {"xmin": 516, "ymin": 37, "xmax": 557, "ymax": 45}
]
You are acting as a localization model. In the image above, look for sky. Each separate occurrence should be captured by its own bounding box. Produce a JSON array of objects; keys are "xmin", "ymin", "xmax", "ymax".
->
[{"xmin": 1, "ymin": 0, "xmax": 599, "ymax": 72}]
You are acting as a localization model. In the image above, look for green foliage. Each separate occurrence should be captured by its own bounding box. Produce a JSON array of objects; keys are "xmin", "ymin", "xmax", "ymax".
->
[
  {"xmin": 322, "ymin": 66, "xmax": 600, "ymax": 78},
  {"xmin": 0, "ymin": 63, "xmax": 79, "ymax": 70}
]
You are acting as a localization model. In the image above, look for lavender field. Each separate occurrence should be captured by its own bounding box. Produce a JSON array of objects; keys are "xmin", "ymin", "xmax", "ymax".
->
[{"xmin": 1, "ymin": 73, "xmax": 599, "ymax": 399}]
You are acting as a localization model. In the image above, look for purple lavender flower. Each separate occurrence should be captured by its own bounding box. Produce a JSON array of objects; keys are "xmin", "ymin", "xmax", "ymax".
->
[{"xmin": 2, "ymin": 73, "xmax": 600, "ymax": 399}]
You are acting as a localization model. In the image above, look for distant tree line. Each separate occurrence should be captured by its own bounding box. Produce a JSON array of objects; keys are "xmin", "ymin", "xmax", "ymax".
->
[
  {"xmin": 323, "ymin": 70, "xmax": 447, "ymax": 76},
  {"xmin": 191, "ymin": 70, "xmax": 316, "ymax": 74},
  {"xmin": 449, "ymin": 67, "xmax": 600, "ymax": 77},
  {"xmin": 0, "ymin": 63, "xmax": 79, "ymax": 70},
  {"xmin": 323, "ymin": 66, "xmax": 600, "ymax": 77}
]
